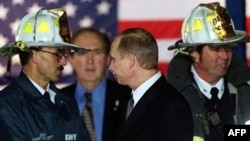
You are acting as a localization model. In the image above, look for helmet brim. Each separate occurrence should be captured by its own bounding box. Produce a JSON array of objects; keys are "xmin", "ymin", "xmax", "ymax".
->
[
  {"xmin": 0, "ymin": 43, "xmax": 20, "ymax": 57},
  {"xmin": 0, "ymin": 41, "xmax": 83, "ymax": 57},
  {"xmin": 168, "ymin": 30, "xmax": 249, "ymax": 50},
  {"xmin": 24, "ymin": 41, "xmax": 82, "ymax": 50}
]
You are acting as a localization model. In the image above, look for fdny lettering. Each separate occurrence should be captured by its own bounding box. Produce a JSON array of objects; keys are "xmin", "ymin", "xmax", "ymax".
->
[
  {"xmin": 228, "ymin": 129, "xmax": 247, "ymax": 136},
  {"xmin": 32, "ymin": 133, "xmax": 53, "ymax": 141},
  {"xmin": 65, "ymin": 134, "xmax": 77, "ymax": 140}
]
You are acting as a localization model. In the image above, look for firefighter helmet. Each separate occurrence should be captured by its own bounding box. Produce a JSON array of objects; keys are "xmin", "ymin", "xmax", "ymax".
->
[{"xmin": 168, "ymin": 2, "xmax": 249, "ymax": 50}]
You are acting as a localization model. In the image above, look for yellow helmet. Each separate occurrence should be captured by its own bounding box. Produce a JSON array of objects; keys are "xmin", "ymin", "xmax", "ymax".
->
[{"xmin": 168, "ymin": 2, "xmax": 249, "ymax": 50}]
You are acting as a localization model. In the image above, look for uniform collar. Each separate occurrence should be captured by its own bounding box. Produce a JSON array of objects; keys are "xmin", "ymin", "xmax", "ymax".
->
[{"xmin": 191, "ymin": 65, "xmax": 224, "ymax": 99}]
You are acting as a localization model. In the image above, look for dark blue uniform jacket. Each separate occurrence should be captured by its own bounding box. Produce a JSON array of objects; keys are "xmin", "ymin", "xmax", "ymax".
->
[{"xmin": 0, "ymin": 71, "xmax": 90, "ymax": 141}]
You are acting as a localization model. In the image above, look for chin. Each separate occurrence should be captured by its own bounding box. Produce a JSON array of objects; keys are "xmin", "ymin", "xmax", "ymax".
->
[{"xmin": 116, "ymin": 79, "xmax": 126, "ymax": 85}]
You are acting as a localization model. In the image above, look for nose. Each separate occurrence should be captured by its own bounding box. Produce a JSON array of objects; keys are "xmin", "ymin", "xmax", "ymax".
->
[
  {"xmin": 108, "ymin": 62, "xmax": 113, "ymax": 72},
  {"xmin": 59, "ymin": 56, "xmax": 67, "ymax": 66},
  {"xmin": 86, "ymin": 52, "xmax": 94, "ymax": 63},
  {"xmin": 218, "ymin": 48, "xmax": 232, "ymax": 59}
]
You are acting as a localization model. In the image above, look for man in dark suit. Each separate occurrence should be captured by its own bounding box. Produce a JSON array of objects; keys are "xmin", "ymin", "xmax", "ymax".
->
[
  {"xmin": 108, "ymin": 28, "xmax": 193, "ymax": 141},
  {"xmin": 62, "ymin": 27, "xmax": 131, "ymax": 141}
]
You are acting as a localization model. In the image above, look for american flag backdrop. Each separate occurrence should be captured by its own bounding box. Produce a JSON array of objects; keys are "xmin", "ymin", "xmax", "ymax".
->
[{"xmin": 0, "ymin": 0, "xmax": 249, "ymax": 87}]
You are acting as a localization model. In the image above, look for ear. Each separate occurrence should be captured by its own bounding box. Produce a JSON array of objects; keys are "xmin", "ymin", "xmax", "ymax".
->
[
  {"xmin": 127, "ymin": 54, "xmax": 136, "ymax": 69},
  {"xmin": 189, "ymin": 51, "xmax": 200, "ymax": 63},
  {"xmin": 31, "ymin": 50, "xmax": 38, "ymax": 63}
]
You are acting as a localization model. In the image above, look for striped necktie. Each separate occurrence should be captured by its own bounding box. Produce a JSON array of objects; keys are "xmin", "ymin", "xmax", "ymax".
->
[{"xmin": 83, "ymin": 92, "xmax": 96, "ymax": 141}]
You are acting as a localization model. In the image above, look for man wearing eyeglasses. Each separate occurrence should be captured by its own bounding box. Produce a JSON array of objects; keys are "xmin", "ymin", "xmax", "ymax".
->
[{"xmin": 0, "ymin": 9, "xmax": 90, "ymax": 141}]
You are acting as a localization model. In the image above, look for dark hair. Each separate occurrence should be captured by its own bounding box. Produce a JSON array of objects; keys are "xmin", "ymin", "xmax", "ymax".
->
[
  {"xmin": 18, "ymin": 47, "xmax": 45, "ymax": 66},
  {"xmin": 72, "ymin": 27, "xmax": 111, "ymax": 54},
  {"xmin": 18, "ymin": 50, "xmax": 32, "ymax": 66},
  {"xmin": 183, "ymin": 45, "xmax": 204, "ymax": 63}
]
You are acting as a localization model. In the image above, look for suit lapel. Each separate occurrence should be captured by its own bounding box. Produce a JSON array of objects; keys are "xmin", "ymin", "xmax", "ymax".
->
[{"xmin": 118, "ymin": 76, "xmax": 166, "ymax": 139}]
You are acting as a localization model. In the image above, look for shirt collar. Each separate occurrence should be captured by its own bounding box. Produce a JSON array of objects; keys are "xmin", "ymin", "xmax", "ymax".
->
[
  {"xmin": 191, "ymin": 65, "xmax": 224, "ymax": 99},
  {"xmin": 75, "ymin": 77, "xmax": 107, "ymax": 103},
  {"xmin": 132, "ymin": 71, "xmax": 162, "ymax": 106},
  {"xmin": 26, "ymin": 75, "xmax": 56, "ymax": 103},
  {"xmin": 27, "ymin": 74, "xmax": 51, "ymax": 94}
]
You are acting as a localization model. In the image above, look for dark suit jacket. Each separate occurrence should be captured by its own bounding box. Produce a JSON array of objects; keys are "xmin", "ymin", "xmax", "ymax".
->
[
  {"xmin": 116, "ymin": 76, "xmax": 193, "ymax": 141},
  {"xmin": 62, "ymin": 79, "xmax": 131, "ymax": 141}
]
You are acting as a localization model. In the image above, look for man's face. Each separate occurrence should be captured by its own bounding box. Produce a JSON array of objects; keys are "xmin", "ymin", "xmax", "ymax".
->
[
  {"xmin": 108, "ymin": 38, "xmax": 130, "ymax": 85},
  {"xmin": 34, "ymin": 47, "xmax": 67, "ymax": 82},
  {"xmin": 190, "ymin": 44, "xmax": 233, "ymax": 84},
  {"xmin": 70, "ymin": 32, "xmax": 108, "ymax": 83}
]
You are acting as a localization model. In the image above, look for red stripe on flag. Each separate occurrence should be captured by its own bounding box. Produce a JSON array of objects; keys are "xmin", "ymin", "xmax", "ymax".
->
[
  {"xmin": 118, "ymin": 20, "xmax": 183, "ymax": 39},
  {"xmin": 246, "ymin": 17, "xmax": 250, "ymax": 34},
  {"xmin": 245, "ymin": 17, "xmax": 250, "ymax": 67},
  {"xmin": 158, "ymin": 62, "xmax": 169, "ymax": 76}
]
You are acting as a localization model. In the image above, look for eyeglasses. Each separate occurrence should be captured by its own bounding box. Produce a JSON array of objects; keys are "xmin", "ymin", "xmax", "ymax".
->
[
  {"xmin": 37, "ymin": 49, "xmax": 69, "ymax": 62},
  {"xmin": 75, "ymin": 48, "xmax": 106, "ymax": 55}
]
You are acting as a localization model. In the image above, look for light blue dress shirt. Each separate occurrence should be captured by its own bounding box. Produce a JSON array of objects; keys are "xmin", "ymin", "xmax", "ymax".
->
[{"xmin": 74, "ymin": 78, "xmax": 106, "ymax": 141}]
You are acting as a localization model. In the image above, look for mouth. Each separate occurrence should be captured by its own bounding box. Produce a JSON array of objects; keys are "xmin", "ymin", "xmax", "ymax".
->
[
  {"xmin": 58, "ymin": 66, "xmax": 64, "ymax": 72},
  {"xmin": 85, "ymin": 68, "xmax": 95, "ymax": 72},
  {"xmin": 220, "ymin": 64, "xmax": 227, "ymax": 68},
  {"xmin": 217, "ymin": 60, "xmax": 229, "ymax": 69},
  {"xmin": 217, "ymin": 63, "xmax": 229, "ymax": 73},
  {"xmin": 112, "ymin": 72, "xmax": 117, "ymax": 79}
]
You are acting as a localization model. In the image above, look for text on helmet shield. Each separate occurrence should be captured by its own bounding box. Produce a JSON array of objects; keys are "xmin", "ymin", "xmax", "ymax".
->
[{"xmin": 206, "ymin": 3, "xmax": 236, "ymax": 40}]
